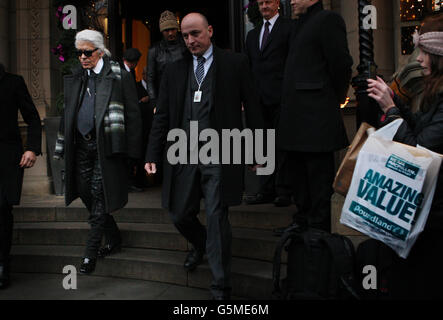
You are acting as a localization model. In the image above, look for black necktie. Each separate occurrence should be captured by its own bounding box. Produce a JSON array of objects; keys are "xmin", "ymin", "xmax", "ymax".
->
[
  {"xmin": 261, "ymin": 21, "xmax": 271, "ymax": 51},
  {"xmin": 77, "ymin": 72, "xmax": 96, "ymax": 136},
  {"xmin": 195, "ymin": 56, "xmax": 206, "ymax": 84}
]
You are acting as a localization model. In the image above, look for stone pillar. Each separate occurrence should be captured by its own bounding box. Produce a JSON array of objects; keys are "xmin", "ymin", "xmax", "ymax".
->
[
  {"xmin": 14, "ymin": 0, "xmax": 59, "ymax": 196},
  {"xmin": 0, "ymin": 0, "xmax": 9, "ymax": 68},
  {"xmin": 372, "ymin": 0, "xmax": 395, "ymax": 79}
]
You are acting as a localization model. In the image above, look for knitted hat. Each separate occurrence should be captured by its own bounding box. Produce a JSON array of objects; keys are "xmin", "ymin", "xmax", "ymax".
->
[
  {"xmin": 159, "ymin": 10, "xmax": 178, "ymax": 32},
  {"xmin": 413, "ymin": 30, "xmax": 443, "ymax": 56}
]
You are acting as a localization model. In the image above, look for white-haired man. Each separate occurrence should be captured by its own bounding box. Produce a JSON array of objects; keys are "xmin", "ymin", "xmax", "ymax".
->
[{"xmin": 54, "ymin": 29, "xmax": 142, "ymax": 274}]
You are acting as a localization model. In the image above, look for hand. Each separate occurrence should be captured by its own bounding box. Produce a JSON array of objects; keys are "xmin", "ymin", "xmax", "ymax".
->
[
  {"xmin": 145, "ymin": 162, "xmax": 157, "ymax": 175},
  {"xmin": 20, "ymin": 151, "xmax": 37, "ymax": 168},
  {"xmin": 153, "ymin": 107, "xmax": 156, "ymax": 114},
  {"xmin": 139, "ymin": 96, "xmax": 149, "ymax": 103},
  {"xmin": 367, "ymin": 76, "xmax": 395, "ymax": 113},
  {"xmin": 248, "ymin": 164, "xmax": 263, "ymax": 172}
]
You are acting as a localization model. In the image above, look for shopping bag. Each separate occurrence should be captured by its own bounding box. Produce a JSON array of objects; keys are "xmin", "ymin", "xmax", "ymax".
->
[
  {"xmin": 333, "ymin": 122, "xmax": 375, "ymax": 196},
  {"xmin": 340, "ymin": 119, "xmax": 442, "ymax": 258}
]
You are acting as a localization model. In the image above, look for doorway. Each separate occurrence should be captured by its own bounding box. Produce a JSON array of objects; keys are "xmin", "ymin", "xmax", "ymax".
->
[{"xmin": 111, "ymin": 0, "xmax": 242, "ymax": 81}]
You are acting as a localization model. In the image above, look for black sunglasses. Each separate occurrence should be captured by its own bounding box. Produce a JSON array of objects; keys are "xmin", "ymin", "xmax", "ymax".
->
[{"xmin": 76, "ymin": 48, "xmax": 99, "ymax": 57}]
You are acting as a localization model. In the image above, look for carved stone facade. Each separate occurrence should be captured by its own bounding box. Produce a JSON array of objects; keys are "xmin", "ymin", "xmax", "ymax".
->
[{"xmin": 0, "ymin": 0, "xmax": 62, "ymax": 195}]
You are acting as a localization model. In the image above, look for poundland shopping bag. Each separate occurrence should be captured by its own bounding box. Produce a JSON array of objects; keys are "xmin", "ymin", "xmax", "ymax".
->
[{"xmin": 340, "ymin": 119, "xmax": 442, "ymax": 258}]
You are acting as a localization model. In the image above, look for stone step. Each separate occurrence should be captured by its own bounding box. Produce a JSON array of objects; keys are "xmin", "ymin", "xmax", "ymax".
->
[
  {"xmin": 10, "ymin": 245, "xmax": 283, "ymax": 300},
  {"xmin": 13, "ymin": 205, "xmax": 294, "ymax": 231},
  {"xmin": 13, "ymin": 222, "xmax": 285, "ymax": 263}
]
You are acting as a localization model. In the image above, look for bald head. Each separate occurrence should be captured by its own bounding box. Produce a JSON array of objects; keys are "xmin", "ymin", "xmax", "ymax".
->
[
  {"xmin": 182, "ymin": 13, "xmax": 209, "ymax": 28},
  {"xmin": 181, "ymin": 13, "xmax": 213, "ymax": 57}
]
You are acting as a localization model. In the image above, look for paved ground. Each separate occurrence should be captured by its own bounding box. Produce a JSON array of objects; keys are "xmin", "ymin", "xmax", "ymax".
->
[{"xmin": 0, "ymin": 273, "xmax": 221, "ymax": 300}]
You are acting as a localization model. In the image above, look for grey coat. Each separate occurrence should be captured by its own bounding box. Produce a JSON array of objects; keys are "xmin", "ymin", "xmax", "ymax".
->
[{"xmin": 60, "ymin": 58, "xmax": 142, "ymax": 213}]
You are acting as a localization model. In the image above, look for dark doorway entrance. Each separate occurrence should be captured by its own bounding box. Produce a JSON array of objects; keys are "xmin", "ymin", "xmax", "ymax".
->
[
  {"xmin": 125, "ymin": 0, "xmax": 233, "ymax": 49},
  {"xmin": 108, "ymin": 0, "xmax": 244, "ymax": 81}
]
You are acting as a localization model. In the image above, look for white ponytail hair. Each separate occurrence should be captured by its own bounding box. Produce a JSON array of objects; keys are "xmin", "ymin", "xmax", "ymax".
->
[{"xmin": 75, "ymin": 29, "xmax": 111, "ymax": 58}]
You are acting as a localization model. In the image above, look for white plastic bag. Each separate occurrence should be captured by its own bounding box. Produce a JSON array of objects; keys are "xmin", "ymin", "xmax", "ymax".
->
[{"xmin": 340, "ymin": 119, "xmax": 442, "ymax": 258}]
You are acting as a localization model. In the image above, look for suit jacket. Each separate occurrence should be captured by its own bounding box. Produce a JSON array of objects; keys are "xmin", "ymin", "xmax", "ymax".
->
[
  {"xmin": 278, "ymin": 2, "xmax": 353, "ymax": 152},
  {"xmin": 245, "ymin": 16, "xmax": 293, "ymax": 107},
  {"xmin": 136, "ymin": 80, "xmax": 154, "ymax": 143},
  {"xmin": 61, "ymin": 58, "xmax": 142, "ymax": 213},
  {"xmin": 146, "ymin": 46, "xmax": 265, "ymax": 208},
  {"xmin": 0, "ymin": 71, "xmax": 42, "ymax": 204}
]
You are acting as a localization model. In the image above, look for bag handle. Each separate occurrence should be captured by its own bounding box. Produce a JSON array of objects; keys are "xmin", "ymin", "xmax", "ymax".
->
[
  {"xmin": 272, "ymin": 230, "xmax": 303, "ymax": 295},
  {"xmin": 371, "ymin": 119, "xmax": 404, "ymax": 141}
]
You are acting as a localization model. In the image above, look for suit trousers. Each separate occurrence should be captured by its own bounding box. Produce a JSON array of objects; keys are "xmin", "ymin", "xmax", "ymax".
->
[
  {"xmin": 0, "ymin": 192, "xmax": 13, "ymax": 264},
  {"xmin": 169, "ymin": 164, "xmax": 232, "ymax": 297},
  {"xmin": 287, "ymin": 151, "xmax": 335, "ymax": 232},
  {"xmin": 75, "ymin": 133, "xmax": 121, "ymax": 259},
  {"xmin": 258, "ymin": 103, "xmax": 291, "ymax": 197}
]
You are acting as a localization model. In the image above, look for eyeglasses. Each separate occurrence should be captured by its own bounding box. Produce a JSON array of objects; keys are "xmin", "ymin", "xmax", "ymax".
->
[{"xmin": 76, "ymin": 48, "xmax": 99, "ymax": 57}]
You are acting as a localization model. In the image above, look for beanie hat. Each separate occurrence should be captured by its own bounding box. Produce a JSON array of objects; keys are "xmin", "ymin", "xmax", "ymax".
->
[{"xmin": 159, "ymin": 10, "xmax": 178, "ymax": 32}]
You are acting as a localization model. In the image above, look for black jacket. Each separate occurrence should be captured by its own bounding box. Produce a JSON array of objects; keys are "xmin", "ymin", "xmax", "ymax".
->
[
  {"xmin": 146, "ymin": 38, "xmax": 187, "ymax": 105},
  {"xmin": 146, "ymin": 46, "xmax": 265, "ymax": 209},
  {"xmin": 384, "ymin": 93, "xmax": 443, "ymax": 230},
  {"xmin": 60, "ymin": 58, "xmax": 142, "ymax": 213},
  {"xmin": 0, "ymin": 70, "xmax": 42, "ymax": 204},
  {"xmin": 278, "ymin": 2, "xmax": 353, "ymax": 152},
  {"xmin": 245, "ymin": 16, "xmax": 293, "ymax": 107}
]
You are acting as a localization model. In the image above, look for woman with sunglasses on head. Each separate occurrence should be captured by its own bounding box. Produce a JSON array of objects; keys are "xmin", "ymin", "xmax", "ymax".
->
[
  {"xmin": 367, "ymin": 13, "xmax": 443, "ymax": 299},
  {"xmin": 54, "ymin": 29, "xmax": 142, "ymax": 274}
]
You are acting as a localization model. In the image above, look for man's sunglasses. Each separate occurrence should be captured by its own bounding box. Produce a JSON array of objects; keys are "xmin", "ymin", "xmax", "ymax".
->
[{"xmin": 76, "ymin": 48, "xmax": 99, "ymax": 57}]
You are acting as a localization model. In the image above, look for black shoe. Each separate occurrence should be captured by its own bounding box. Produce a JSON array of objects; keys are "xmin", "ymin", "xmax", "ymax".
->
[
  {"xmin": 273, "ymin": 222, "xmax": 307, "ymax": 236},
  {"xmin": 273, "ymin": 196, "xmax": 292, "ymax": 207},
  {"xmin": 79, "ymin": 258, "xmax": 96, "ymax": 274},
  {"xmin": 97, "ymin": 243, "xmax": 122, "ymax": 258},
  {"xmin": 0, "ymin": 264, "xmax": 10, "ymax": 289},
  {"xmin": 184, "ymin": 249, "xmax": 204, "ymax": 272},
  {"xmin": 244, "ymin": 193, "xmax": 275, "ymax": 205},
  {"xmin": 128, "ymin": 185, "xmax": 143, "ymax": 193}
]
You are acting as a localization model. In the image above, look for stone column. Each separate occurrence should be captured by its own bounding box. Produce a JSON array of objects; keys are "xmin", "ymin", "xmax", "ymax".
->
[
  {"xmin": 0, "ymin": 0, "xmax": 9, "ymax": 68},
  {"xmin": 14, "ymin": 0, "xmax": 59, "ymax": 196}
]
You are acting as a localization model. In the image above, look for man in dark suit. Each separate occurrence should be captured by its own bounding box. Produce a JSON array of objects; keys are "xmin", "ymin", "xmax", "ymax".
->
[
  {"xmin": 55, "ymin": 30, "xmax": 142, "ymax": 274},
  {"xmin": 0, "ymin": 63, "xmax": 42, "ymax": 289},
  {"xmin": 276, "ymin": 0, "xmax": 353, "ymax": 233},
  {"xmin": 134, "ymin": 66, "xmax": 154, "ymax": 188},
  {"xmin": 244, "ymin": 0, "xmax": 293, "ymax": 207},
  {"xmin": 122, "ymin": 48, "xmax": 145, "ymax": 192},
  {"xmin": 145, "ymin": 13, "xmax": 264, "ymax": 300},
  {"xmin": 122, "ymin": 48, "xmax": 141, "ymax": 81}
]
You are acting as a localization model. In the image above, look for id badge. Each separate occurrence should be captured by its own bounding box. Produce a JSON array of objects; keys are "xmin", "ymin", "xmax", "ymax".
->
[{"xmin": 194, "ymin": 90, "xmax": 202, "ymax": 103}]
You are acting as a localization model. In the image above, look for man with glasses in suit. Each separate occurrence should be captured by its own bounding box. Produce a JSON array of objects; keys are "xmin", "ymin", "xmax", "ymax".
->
[{"xmin": 54, "ymin": 29, "xmax": 142, "ymax": 274}]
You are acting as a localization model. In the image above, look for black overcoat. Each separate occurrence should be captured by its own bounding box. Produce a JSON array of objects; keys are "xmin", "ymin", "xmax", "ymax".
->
[
  {"xmin": 61, "ymin": 58, "xmax": 142, "ymax": 213},
  {"xmin": 146, "ymin": 46, "xmax": 265, "ymax": 209},
  {"xmin": 278, "ymin": 2, "xmax": 353, "ymax": 152},
  {"xmin": 0, "ymin": 71, "xmax": 42, "ymax": 205}
]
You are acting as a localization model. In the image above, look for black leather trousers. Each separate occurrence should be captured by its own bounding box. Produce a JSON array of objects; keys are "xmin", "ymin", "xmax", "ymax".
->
[
  {"xmin": 0, "ymin": 192, "xmax": 12, "ymax": 265},
  {"xmin": 75, "ymin": 133, "xmax": 121, "ymax": 259}
]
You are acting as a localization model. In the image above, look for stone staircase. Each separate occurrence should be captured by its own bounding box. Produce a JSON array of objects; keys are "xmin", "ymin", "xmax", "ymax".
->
[{"xmin": 10, "ymin": 189, "xmax": 293, "ymax": 299}]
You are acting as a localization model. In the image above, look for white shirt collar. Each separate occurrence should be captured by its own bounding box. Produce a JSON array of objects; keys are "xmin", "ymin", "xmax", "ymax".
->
[
  {"xmin": 88, "ymin": 58, "xmax": 104, "ymax": 76},
  {"xmin": 123, "ymin": 61, "xmax": 131, "ymax": 73},
  {"xmin": 193, "ymin": 44, "xmax": 213, "ymax": 62},
  {"xmin": 263, "ymin": 13, "xmax": 279, "ymax": 27}
]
